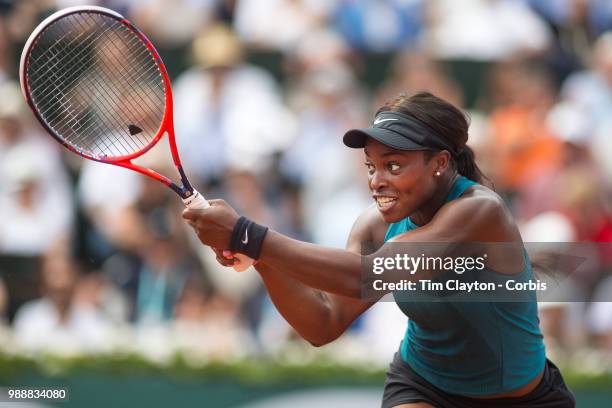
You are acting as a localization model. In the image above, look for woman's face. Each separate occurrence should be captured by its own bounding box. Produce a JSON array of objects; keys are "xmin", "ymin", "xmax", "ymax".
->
[{"xmin": 364, "ymin": 139, "xmax": 437, "ymax": 223}]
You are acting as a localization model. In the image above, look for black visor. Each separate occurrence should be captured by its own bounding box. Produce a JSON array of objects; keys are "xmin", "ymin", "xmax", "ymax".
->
[{"xmin": 343, "ymin": 111, "xmax": 458, "ymax": 156}]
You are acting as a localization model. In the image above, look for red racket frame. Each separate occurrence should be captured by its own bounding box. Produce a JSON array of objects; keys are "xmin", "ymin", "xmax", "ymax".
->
[
  {"xmin": 20, "ymin": 6, "xmax": 194, "ymax": 199},
  {"xmin": 20, "ymin": 6, "xmax": 257, "ymax": 272}
]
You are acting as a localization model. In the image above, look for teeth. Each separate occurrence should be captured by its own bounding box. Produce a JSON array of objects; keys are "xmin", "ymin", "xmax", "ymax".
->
[{"xmin": 375, "ymin": 197, "xmax": 397, "ymax": 207}]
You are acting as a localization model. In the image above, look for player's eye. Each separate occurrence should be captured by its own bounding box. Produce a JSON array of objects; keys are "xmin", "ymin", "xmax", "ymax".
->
[
  {"xmin": 387, "ymin": 162, "xmax": 401, "ymax": 172},
  {"xmin": 364, "ymin": 162, "xmax": 375, "ymax": 175}
]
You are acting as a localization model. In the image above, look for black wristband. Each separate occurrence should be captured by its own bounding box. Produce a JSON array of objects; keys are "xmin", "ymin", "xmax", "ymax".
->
[{"xmin": 229, "ymin": 216, "xmax": 269, "ymax": 260}]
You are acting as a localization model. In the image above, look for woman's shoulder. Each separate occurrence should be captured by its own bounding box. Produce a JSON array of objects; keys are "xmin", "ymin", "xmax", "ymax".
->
[
  {"xmin": 436, "ymin": 184, "xmax": 526, "ymax": 274},
  {"xmin": 460, "ymin": 183, "xmax": 504, "ymax": 205},
  {"xmin": 448, "ymin": 183, "xmax": 507, "ymax": 217},
  {"xmin": 434, "ymin": 183, "xmax": 521, "ymax": 243}
]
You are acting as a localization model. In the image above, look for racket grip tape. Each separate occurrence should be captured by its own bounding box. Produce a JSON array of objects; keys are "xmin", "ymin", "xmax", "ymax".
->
[
  {"xmin": 183, "ymin": 189, "xmax": 209, "ymax": 210},
  {"xmin": 183, "ymin": 189, "xmax": 255, "ymax": 272}
]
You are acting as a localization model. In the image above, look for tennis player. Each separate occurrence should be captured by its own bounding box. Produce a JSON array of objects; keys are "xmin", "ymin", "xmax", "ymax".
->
[{"xmin": 183, "ymin": 92, "xmax": 575, "ymax": 408}]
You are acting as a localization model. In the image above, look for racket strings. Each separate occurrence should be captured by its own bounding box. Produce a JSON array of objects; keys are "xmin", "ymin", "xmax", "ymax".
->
[
  {"xmin": 64, "ymin": 14, "xmax": 164, "ymax": 154},
  {"xmin": 29, "ymin": 20, "xmax": 151, "ymax": 157},
  {"xmin": 58, "ymin": 17, "xmax": 158, "ymax": 154},
  {"xmin": 28, "ymin": 18, "xmax": 122, "ymax": 154},
  {"xmin": 32, "ymin": 13, "xmax": 164, "ymax": 153},
  {"xmin": 60, "ymin": 24, "xmax": 158, "ymax": 155},
  {"xmin": 26, "ymin": 11, "xmax": 166, "ymax": 158},
  {"xmin": 33, "ymin": 36, "xmax": 126, "ymax": 155}
]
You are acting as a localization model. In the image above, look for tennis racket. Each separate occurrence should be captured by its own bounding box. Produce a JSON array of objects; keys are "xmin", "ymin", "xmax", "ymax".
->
[{"xmin": 19, "ymin": 5, "xmax": 253, "ymax": 271}]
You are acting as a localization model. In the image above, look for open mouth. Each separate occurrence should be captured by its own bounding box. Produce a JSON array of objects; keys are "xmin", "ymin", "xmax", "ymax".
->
[{"xmin": 374, "ymin": 196, "xmax": 398, "ymax": 210}]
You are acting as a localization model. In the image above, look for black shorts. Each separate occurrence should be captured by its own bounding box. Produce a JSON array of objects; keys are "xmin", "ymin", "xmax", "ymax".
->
[{"xmin": 382, "ymin": 352, "xmax": 576, "ymax": 408}]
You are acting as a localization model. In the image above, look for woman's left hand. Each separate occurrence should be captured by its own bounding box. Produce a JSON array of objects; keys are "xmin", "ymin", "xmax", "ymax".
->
[{"xmin": 182, "ymin": 199, "xmax": 240, "ymax": 249}]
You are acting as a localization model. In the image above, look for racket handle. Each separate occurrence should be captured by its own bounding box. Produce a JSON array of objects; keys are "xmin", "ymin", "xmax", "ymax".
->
[
  {"xmin": 183, "ymin": 189, "xmax": 210, "ymax": 210},
  {"xmin": 183, "ymin": 189, "xmax": 255, "ymax": 272}
]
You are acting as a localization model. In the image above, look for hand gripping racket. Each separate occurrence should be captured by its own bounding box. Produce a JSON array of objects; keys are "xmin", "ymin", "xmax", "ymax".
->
[{"xmin": 19, "ymin": 6, "xmax": 253, "ymax": 271}]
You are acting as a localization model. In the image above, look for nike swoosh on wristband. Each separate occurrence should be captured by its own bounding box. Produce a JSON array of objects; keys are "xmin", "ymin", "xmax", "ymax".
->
[
  {"xmin": 241, "ymin": 229, "xmax": 248, "ymax": 244},
  {"xmin": 373, "ymin": 118, "xmax": 399, "ymax": 125}
]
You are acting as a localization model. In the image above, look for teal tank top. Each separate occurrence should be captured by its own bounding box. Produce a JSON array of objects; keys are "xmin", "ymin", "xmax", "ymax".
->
[{"xmin": 385, "ymin": 176, "xmax": 546, "ymax": 396}]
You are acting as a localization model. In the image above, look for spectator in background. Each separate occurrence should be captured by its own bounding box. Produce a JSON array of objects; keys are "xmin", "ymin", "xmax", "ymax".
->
[
  {"xmin": 133, "ymin": 217, "xmax": 193, "ymax": 327},
  {"xmin": 528, "ymin": 0, "xmax": 612, "ymax": 41},
  {"xmin": 427, "ymin": 0, "xmax": 552, "ymax": 61},
  {"xmin": 0, "ymin": 81, "xmax": 73, "ymax": 256},
  {"xmin": 0, "ymin": 80, "xmax": 74, "ymax": 321},
  {"xmin": 173, "ymin": 273, "xmax": 250, "ymax": 359},
  {"xmin": 485, "ymin": 60, "xmax": 565, "ymax": 199},
  {"xmin": 77, "ymin": 159, "xmax": 144, "ymax": 261},
  {"xmin": 284, "ymin": 28, "xmax": 355, "ymax": 75},
  {"xmin": 526, "ymin": 0, "xmax": 595, "ymax": 84},
  {"xmin": 280, "ymin": 30, "xmax": 369, "ymax": 238},
  {"xmin": 515, "ymin": 95, "xmax": 610, "ymax": 240},
  {"xmin": 129, "ymin": 0, "xmax": 218, "ymax": 48},
  {"xmin": 189, "ymin": 168, "xmax": 283, "ymax": 344},
  {"xmin": 375, "ymin": 51, "xmax": 464, "ymax": 108},
  {"xmin": 333, "ymin": 0, "xmax": 425, "ymax": 53},
  {"xmin": 100, "ymin": 173, "xmax": 201, "ymax": 326},
  {"xmin": 233, "ymin": 0, "xmax": 333, "ymax": 52},
  {"xmin": 480, "ymin": 58, "xmax": 529, "ymax": 110},
  {"xmin": 560, "ymin": 32, "xmax": 612, "ymax": 187},
  {"xmin": 173, "ymin": 23, "xmax": 295, "ymax": 185},
  {"xmin": 13, "ymin": 249, "xmax": 118, "ymax": 353},
  {"xmin": 0, "ymin": 151, "xmax": 71, "ymax": 255},
  {"xmin": 307, "ymin": 157, "xmax": 371, "ymax": 248},
  {"xmin": 561, "ymin": 32, "xmax": 612, "ymax": 133},
  {"xmin": 282, "ymin": 62, "xmax": 369, "ymax": 237}
]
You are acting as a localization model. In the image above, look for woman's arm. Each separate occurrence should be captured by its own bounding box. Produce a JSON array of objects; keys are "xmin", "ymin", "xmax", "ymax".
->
[
  {"xmin": 184, "ymin": 201, "xmax": 381, "ymax": 298},
  {"xmin": 213, "ymin": 205, "xmax": 386, "ymax": 346},
  {"xmin": 259, "ymin": 231, "xmax": 364, "ymax": 297},
  {"xmin": 183, "ymin": 190, "xmax": 515, "ymax": 299},
  {"xmin": 254, "ymin": 261, "xmax": 374, "ymax": 346},
  {"xmin": 255, "ymin": 192, "xmax": 511, "ymax": 297}
]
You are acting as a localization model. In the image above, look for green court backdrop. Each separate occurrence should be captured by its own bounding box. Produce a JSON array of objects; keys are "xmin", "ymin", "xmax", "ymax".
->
[{"xmin": 1, "ymin": 353, "xmax": 611, "ymax": 407}]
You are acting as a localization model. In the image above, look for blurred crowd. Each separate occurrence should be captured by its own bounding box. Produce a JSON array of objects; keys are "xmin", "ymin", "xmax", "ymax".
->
[{"xmin": 1, "ymin": 0, "xmax": 612, "ymax": 365}]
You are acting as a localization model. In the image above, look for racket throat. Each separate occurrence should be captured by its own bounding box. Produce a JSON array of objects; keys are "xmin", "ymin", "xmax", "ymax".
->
[{"xmin": 177, "ymin": 166, "xmax": 195, "ymax": 196}]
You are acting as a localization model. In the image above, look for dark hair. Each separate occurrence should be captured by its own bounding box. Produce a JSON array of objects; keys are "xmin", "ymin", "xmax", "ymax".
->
[{"xmin": 377, "ymin": 92, "xmax": 488, "ymax": 185}]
